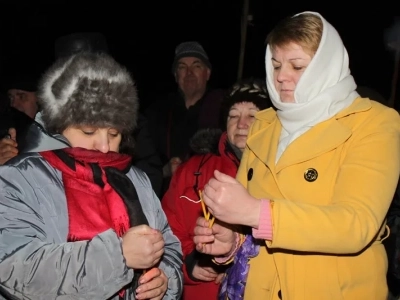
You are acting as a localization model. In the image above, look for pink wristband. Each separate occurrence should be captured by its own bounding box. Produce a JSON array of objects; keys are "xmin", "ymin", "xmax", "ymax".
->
[
  {"xmin": 214, "ymin": 232, "xmax": 240, "ymax": 264},
  {"xmin": 252, "ymin": 199, "xmax": 273, "ymax": 240}
]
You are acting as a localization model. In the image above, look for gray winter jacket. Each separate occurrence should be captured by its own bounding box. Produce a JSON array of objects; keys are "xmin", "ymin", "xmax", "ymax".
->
[{"xmin": 0, "ymin": 120, "xmax": 183, "ymax": 299}]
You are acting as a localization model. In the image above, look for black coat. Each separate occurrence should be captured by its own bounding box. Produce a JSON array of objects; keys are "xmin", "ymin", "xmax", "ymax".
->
[{"xmin": 131, "ymin": 114, "xmax": 163, "ymax": 198}]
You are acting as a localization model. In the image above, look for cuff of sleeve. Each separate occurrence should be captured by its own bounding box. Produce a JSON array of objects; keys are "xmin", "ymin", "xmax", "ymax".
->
[
  {"xmin": 213, "ymin": 232, "xmax": 243, "ymax": 265},
  {"xmin": 184, "ymin": 249, "xmax": 201, "ymax": 282},
  {"xmin": 252, "ymin": 199, "xmax": 273, "ymax": 240}
]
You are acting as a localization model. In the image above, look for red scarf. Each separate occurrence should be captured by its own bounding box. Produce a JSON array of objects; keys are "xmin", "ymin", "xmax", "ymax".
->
[
  {"xmin": 41, "ymin": 147, "xmax": 148, "ymax": 297},
  {"xmin": 40, "ymin": 148, "xmax": 132, "ymax": 242}
]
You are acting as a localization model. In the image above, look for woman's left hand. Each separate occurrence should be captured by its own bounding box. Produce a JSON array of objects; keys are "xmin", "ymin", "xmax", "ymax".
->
[
  {"xmin": 135, "ymin": 267, "xmax": 168, "ymax": 300},
  {"xmin": 203, "ymin": 170, "xmax": 260, "ymax": 228}
]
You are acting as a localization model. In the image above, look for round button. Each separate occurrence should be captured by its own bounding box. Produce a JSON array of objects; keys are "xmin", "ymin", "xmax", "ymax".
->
[
  {"xmin": 304, "ymin": 168, "xmax": 318, "ymax": 182},
  {"xmin": 247, "ymin": 168, "xmax": 253, "ymax": 181}
]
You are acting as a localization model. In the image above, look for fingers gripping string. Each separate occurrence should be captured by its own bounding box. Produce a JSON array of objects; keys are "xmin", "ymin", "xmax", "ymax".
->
[{"xmin": 199, "ymin": 190, "xmax": 215, "ymax": 228}]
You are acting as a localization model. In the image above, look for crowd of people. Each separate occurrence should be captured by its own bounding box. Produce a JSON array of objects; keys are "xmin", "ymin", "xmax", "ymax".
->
[{"xmin": 0, "ymin": 10, "xmax": 399, "ymax": 300}]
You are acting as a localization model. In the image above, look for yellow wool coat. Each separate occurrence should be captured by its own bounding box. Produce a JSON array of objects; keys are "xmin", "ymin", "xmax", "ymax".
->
[{"xmin": 236, "ymin": 98, "xmax": 400, "ymax": 300}]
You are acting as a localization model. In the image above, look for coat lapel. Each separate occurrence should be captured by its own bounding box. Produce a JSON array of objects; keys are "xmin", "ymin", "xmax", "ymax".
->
[
  {"xmin": 275, "ymin": 119, "xmax": 352, "ymax": 172},
  {"xmin": 246, "ymin": 109, "xmax": 280, "ymax": 172},
  {"xmin": 246, "ymin": 97, "xmax": 372, "ymax": 173}
]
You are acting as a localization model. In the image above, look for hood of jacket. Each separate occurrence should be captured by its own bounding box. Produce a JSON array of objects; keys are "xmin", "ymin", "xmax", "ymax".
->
[
  {"xmin": 18, "ymin": 112, "xmax": 70, "ymax": 153},
  {"xmin": 189, "ymin": 128, "xmax": 222, "ymax": 155}
]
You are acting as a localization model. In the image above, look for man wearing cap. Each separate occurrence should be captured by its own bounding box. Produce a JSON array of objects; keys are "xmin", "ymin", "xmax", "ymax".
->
[
  {"xmin": 7, "ymin": 84, "xmax": 38, "ymax": 120},
  {"xmin": 0, "ymin": 76, "xmax": 40, "ymax": 164},
  {"xmin": 145, "ymin": 41, "xmax": 224, "ymax": 196}
]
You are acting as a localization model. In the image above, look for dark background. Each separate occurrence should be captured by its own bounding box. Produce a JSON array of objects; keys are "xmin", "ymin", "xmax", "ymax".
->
[{"xmin": 0, "ymin": 1, "xmax": 399, "ymax": 110}]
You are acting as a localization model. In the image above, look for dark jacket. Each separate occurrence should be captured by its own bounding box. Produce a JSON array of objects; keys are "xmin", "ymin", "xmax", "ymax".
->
[
  {"xmin": 0, "ymin": 106, "xmax": 35, "ymax": 143},
  {"xmin": 131, "ymin": 113, "xmax": 163, "ymax": 197},
  {"xmin": 145, "ymin": 89, "xmax": 224, "ymax": 164},
  {"xmin": 145, "ymin": 89, "xmax": 224, "ymax": 196}
]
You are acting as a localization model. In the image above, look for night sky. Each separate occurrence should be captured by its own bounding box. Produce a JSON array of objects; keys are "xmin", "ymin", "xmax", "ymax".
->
[{"xmin": 0, "ymin": 1, "xmax": 399, "ymax": 110}]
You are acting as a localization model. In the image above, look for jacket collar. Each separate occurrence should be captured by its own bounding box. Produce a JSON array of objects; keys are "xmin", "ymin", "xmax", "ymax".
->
[{"xmin": 247, "ymin": 97, "xmax": 371, "ymax": 172}]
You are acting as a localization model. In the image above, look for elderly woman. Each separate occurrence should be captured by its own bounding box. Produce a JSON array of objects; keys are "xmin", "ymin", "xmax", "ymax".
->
[
  {"xmin": 193, "ymin": 12, "xmax": 400, "ymax": 300},
  {"xmin": 0, "ymin": 52, "xmax": 183, "ymax": 300},
  {"xmin": 161, "ymin": 77, "xmax": 272, "ymax": 300}
]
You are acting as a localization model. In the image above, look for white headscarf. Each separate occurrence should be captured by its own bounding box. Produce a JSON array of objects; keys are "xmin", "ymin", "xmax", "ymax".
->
[{"xmin": 265, "ymin": 11, "xmax": 359, "ymax": 162}]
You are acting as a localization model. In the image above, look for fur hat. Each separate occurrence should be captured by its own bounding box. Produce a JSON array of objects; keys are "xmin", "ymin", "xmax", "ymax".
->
[
  {"xmin": 220, "ymin": 77, "xmax": 273, "ymax": 130},
  {"xmin": 37, "ymin": 52, "xmax": 138, "ymax": 135}
]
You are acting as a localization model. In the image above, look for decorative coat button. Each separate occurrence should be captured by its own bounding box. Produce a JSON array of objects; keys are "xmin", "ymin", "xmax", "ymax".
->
[
  {"xmin": 304, "ymin": 168, "xmax": 318, "ymax": 182},
  {"xmin": 247, "ymin": 168, "xmax": 253, "ymax": 181}
]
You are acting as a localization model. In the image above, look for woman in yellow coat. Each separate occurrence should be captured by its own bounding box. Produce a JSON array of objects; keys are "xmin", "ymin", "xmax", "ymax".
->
[{"xmin": 193, "ymin": 11, "xmax": 400, "ymax": 300}]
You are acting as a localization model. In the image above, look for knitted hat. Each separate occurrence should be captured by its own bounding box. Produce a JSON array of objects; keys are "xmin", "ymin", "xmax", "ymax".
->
[
  {"xmin": 220, "ymin": 78, "xmax": 273, "ymax": 130},
  {"xmin": 37, "ymin": 52, "xmax": 138, "ymax": 136},
  {"xmin": 172, "ymin": 41, "xmax": 211, "ymax": 71}
]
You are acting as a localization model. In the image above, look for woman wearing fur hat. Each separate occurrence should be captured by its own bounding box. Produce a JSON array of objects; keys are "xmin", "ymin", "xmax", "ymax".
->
[
  {"xmin": 0, "ymin": 52, "xmax": 183, "ymax": 299},
  {"xmin": 161, "ymin": 78, "xmax": 272, "ymax": 300}
]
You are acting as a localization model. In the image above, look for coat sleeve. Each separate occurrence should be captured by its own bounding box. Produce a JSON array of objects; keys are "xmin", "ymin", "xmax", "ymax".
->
[
  {"xmin": 146, "ymin": 177, "xmax": 184, "ymax": 299},
  {"xmin": 0, "ymin": 165, "xmax": 133, "ymax": 299},
  {"xmin": 161, "ymin": 165, "xmax": 202, "ymax": 286},
  {"xmin": 269, "ymin": 108, "xmax": 400, "ymax": 254}
]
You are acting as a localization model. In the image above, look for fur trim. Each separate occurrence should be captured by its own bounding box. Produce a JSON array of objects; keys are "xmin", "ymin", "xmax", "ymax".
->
[
  {"xmin": 189, "ymin": 128, "xmax": 222, "ymax": 155},
  {"xmin": 37, "ymin": 52, "xmax": 138, "ymax": 135}
]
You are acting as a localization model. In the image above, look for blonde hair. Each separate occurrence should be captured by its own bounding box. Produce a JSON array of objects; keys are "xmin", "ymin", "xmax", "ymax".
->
[{"xmin": 266, "ymin": 13, "xmax": 323, "ymax": 55}]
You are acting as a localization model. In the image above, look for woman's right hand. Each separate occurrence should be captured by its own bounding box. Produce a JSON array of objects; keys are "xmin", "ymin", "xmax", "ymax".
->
[
  {"xmin": 193, "ymin": 217, "xmax": 236, "ymax": 256},
  {"xmin": 122, "ymin": 225, "xmax": 165, "ymax": 270}
]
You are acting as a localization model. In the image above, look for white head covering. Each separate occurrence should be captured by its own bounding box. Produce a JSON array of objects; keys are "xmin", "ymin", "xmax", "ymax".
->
[{"xmin": 265, "ymin": 11, "xmax": 359, "ymax": 162}]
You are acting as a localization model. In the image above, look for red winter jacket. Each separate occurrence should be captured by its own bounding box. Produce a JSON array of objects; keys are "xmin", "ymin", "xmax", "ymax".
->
[{"xmin": 162, "ymin": 130, "xmax": 239, "ymax": 300}]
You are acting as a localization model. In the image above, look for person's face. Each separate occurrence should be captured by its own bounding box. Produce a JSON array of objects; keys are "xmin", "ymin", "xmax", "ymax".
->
[
  {"xmin": 175, "ymin": 57, "xmax": 210, "ymax": 99},
  {"xmin": 62, "ymin": 126, "xmax": 122, "ymax": 153},
  {"xmin": 271, "ymin": 42, "xmax": 313, "ymax": 103},
  {"xmin": 227, "ymin": 102, "xmax": 260, "ymax": 152},
  {"xmin": 8, "ymin": 89, "xmax": 38, "ymax": 119}
]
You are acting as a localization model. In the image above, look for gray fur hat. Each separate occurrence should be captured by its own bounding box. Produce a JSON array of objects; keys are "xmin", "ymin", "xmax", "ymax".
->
[{"xmin": 37, "ymin": 52, "xmax": 138, "ymax": 135}]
